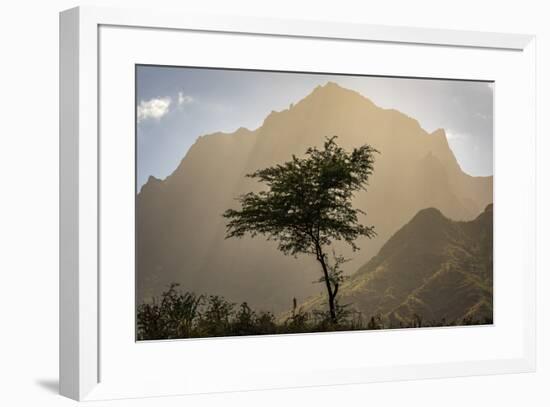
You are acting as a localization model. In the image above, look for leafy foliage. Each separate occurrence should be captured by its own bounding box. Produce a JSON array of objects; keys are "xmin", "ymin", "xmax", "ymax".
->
[
  {"xmin": 136, "ymin": 285, "xmax": 492, "ymax": 340},
  {"xmin": 223, "ymin": 136, "xmax": 377, "ymax": 253},
  {"xmin": 136, "ymin": 283, "xmax": 202, "ymax": 340},
  {"xmin": 223, "ymin": 137, "xmax": 378, "ymax": 323}
]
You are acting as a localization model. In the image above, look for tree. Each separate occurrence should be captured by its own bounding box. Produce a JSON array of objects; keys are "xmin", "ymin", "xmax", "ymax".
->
[{"xmin": 223, "ymin": 137, "xmax": 378, "ymax": 323}]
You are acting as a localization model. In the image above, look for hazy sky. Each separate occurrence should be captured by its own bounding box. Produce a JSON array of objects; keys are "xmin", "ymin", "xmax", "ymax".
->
[{"xmin": 136, "ymin": 66, "xmax": 493, "ymax": 189}]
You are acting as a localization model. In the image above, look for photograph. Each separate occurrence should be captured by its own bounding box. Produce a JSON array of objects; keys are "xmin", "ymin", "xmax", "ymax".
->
[
  {"xmin": 2, "ymin": 1, "xmax": 544, "ymax": 405},
  {"xmin": 135, "ymin": 66, "xmax": 494, "ymax": 340}
]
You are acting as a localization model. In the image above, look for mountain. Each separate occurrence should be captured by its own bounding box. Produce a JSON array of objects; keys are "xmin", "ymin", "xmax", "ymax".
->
[
  {"xmin": 137, "ymin": 82, "xmax": 493, "ymax": 312},
  {"xmin": 300, "ymin": 204, "xmax": 493, "ymax": 325}
]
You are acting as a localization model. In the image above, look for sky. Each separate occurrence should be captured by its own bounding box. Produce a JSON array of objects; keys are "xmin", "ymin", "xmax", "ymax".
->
[{"xmin": 136, "ymin": 66, "xmax": 494, "ymax": 189}]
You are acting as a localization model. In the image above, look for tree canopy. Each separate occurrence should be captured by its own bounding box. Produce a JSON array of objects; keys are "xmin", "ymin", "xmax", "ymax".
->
[{"xmin": 223, "ymin": 136, "xmax": 379, "ymax": 322}]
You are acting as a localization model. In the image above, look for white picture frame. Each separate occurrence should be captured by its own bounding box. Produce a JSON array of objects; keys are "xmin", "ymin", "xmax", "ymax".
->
[{"xmin": 60, "ymin": 6, "xmax": 536, "ymax": 401}]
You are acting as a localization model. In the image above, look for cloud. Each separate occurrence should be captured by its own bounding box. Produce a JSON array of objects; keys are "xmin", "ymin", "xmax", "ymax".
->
[
  {"xmin": 137, "ymin": 97, "xmax": 172, "ymax": 123},
  {"xmin": 178, "ymin": 91, "xmax": 194, "ymax": 107}
]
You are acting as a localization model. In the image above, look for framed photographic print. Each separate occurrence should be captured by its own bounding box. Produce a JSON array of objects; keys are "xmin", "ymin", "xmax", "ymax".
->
[{"xmin": 60, "ymin": 6, "xmax": 537, "ymax": 401}]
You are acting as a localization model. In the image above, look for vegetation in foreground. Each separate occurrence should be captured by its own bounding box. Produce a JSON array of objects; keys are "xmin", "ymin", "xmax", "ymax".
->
[{"xmin": 137, "ymin": 283, "xmax": 492, "ymax": 341}]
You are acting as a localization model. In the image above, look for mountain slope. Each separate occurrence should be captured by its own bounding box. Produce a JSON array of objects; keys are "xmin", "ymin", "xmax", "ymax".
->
[
  {"xmin": 301, "ymin": 204, "xmax": 493, "ymax": 325},
  {"xmin": 137, "ymin": 82, "xmax": 493, "ymax": 312}
]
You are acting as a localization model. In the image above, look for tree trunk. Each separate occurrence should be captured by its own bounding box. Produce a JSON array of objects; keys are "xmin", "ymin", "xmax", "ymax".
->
[{"xmin": 316, "ymin": 247, "xmax": 337, "ymax": 324}]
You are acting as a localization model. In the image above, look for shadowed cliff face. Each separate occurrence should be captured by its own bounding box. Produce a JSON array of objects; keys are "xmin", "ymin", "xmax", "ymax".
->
[{"xmin": 136, "ymin": 82, "xmax": 493, "ymax": 312}]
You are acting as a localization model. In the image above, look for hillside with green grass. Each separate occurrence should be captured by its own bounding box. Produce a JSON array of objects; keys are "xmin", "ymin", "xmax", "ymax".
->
[{"xmin": 298, "ymin": 204, "xmax": 493, "ymax": 326}]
